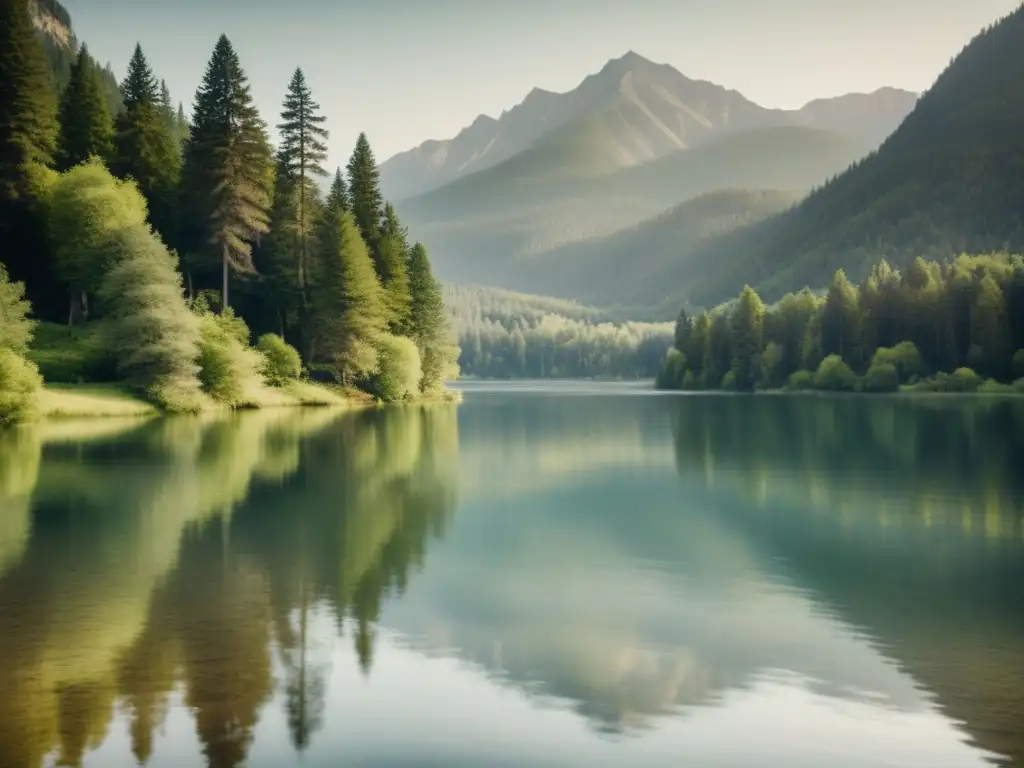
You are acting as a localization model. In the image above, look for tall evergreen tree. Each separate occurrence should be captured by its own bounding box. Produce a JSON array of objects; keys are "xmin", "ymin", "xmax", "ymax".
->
[
  {"xmin": 310, "ymin": 210, "xmax": 387, "ymax": 384},
  {"xmin": 180, "ymin": 35, "xmax": 272, "ymax": 309},
  {"xmin": 57, "ymin": 44, "xmax": 113, "ymax": 171},
  {"xmin": 0, "ymin": 0, "xmax": 59, "ymax": 317},
  {"xmin": 346, "ymin": 132, "xmax": 383, "ymax": 254},
  {"xmin": 730, "ymin": 285, "xmax": 766, "ymax": 392},
  {"xmin": 277, "ymin": 68, "xmax": 328, "ymax": 296},
  {"xmin": 325, "ymin": 167, "xmax": 348, "ymax": 217},
  {"xmin": 377, "ymin": 203, "xmax": 413, "ymax": 333},
  {"xmin": 110, "ymin": 44, "xmax": 179, "ymax": 243},
  {"xmin": 406, "ymin": 242, "xmax": 454, "ymax": 391}
]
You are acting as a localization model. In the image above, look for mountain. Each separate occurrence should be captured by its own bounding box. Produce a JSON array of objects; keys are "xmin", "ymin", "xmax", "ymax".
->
[
  {"xmin": 381, "ymin": 52, "xmax": 917, "ymax": 201},
  {"xmin": 29, "ymin": 0, "xmax": 122, "ymax": 113},
  {"xmin": 398, "ymin": 125, "xmax": 870, "ymax": 291},
  {"xmin": 656, "ymin": 4, "xmax": 1024, "ymax": 311},
  {"xmin": 507, "ymin": 189, "xmax": 802, "ymax": 315}
]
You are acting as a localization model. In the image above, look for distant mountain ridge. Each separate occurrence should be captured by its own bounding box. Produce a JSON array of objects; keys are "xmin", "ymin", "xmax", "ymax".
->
[{"xmin": 380, "ymin": 51, "xmax": 917, "ymax": 200}]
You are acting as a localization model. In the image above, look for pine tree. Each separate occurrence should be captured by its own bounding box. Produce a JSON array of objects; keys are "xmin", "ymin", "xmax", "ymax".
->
[
  {"xmin": 258, "ymin": 169, "xmax": 303, "ymax": 340},
  {"xmin": 346, "ymin": 132, "xmax": 383, "ymax": 254},
  {"xmin": 57, "ymin": 44, "xmax": 113, "ymax": 171},
  {"xmin": 110, "ymin": 44, "xmax": 180, "ymax": 243},
  {"xmin": 730, "ymin": 285, "xmax": 765, "ymax": 392},
  {"xmin": 406, "ymin": 242, "xmax": 454, "ymax": 391},
  {"xmin": 0, "ymin": 0, "xmax": 59, "ymax": 317},
  {"xmin": 310, "ymin": 210, "xmax": 387, "ymax": 383},
  {"xmin": 277, "ymin": 68, "xmax": 328, "ymax": 296},
  {"xmin": 377, "ymin": 203, "xmax": 413, "ymax": 333},
  {"xmin": 325, "ymin": 168, "xmax": 348, "ymax": 217},
  {"xmin": 180, "ymin": 35, "xmax": 272, "ymax": 309}
]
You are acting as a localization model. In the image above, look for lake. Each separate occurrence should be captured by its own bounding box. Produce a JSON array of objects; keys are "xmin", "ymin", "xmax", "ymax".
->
[{"xmin": 1, "ymin": 383, "xmax": 1023, "ymax": 767}]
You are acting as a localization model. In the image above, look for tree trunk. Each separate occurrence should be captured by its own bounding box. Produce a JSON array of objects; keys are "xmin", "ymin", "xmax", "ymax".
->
[
  {"xmin": 187, "ymin": 271, "xmax": 195, "ymax": 302},
  {"xmin": 222, "ymin": 242, "xmax": 230, "ymax": 310}
]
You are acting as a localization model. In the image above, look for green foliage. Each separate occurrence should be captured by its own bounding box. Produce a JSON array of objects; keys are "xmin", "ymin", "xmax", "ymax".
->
[
  {"xmin": 656, "ymin": 349, "xmax": 686, "ymax": 389},
  {"xmin": 56, "ymin": 43, "xmax": 113, "ymax": 171},
  {"xmin": 257, "ymin": 333, "xmax": 302, "ymax": 386},
  {"xmin": 110, "ymin": 44, "xmax": 179, "ymax": 243},
  {"xmin": 730, "ymin": 285, "xmax": 765, "ymax": 392},
  {"xmin": 310, "ymin": 210, "xmax": 387, "ymax": 383},
  {"xmin": 862, "ymin": 362, "xmax": 900, "ymax": 393},
  {"xmin": 26, "ymin": 321, "xmax": 116, "ymax": 383},
  {"xmin": 377, "ymin": 204, "xmax": 413, "ymax": 333},
  {"xmin": 97, "ymin": 226, "xmax": 203, "ymax": 411},
  {"xmin": 0, "ymin": 348, "xmax": 42, "ymax": 426},
  {"xmin": 180, "ymin": 35, "xmax": 272, "ymax": 307},
  {"xmin": 48, "ymin": 158, "xmax": 149, "ymax": 305},
  {"xmin": 366, "ymin": 333, "xmax": 421, "ymax": 402},
  {"xmin": 813, "ymin": 355, "xmax": 857, "ymax": 391},
  {"xmin": 346, "ymin": 132, "xmax": 383, "ymax": 253},
  {"xmin": 325, "ymin": 168, "xmax": 349, "ymax": 216},
  {"xmin": 786, "ymin": 370, "xmax": 815, "ymax": 391},
  {"xmin": 0, "ymin": 263, "xmax": 35, "ymax": 354},
  {"xmin": 407, "ymin": 242, "xmax": 454, "ymax": 391},
  {"xmin": 759, "ymin": 341, "xmax": 784, "ymax": 390},
  {"xmin": 195, "ymin": 304, "xmax": 265, "ymax": 405},
  {"xmin": 1014, "ymin": 349, "xmax": 1024, "ymax": 380},
  {"xmin": 871, "ymin": 342, "xmax": 922, "ymax": 384},
  {"xmin": 720, "ymin": 370, "xmax": 737, "ymax": 391}
]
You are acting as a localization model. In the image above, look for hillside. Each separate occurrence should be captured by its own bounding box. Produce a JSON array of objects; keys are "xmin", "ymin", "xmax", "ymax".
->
[
  {"xmin": 509, "ymin": 189, "xmax": 801, "ymax": 314},
  {"xmin": 659, "ymin": 4, "xmax": 1024, "ymax": 311},
  {"xmin": 380, "ymin": 52, "xmax": 916, "ymax": 201},
  {"xmin": 397, "ymin": 125, "xmax": 869, "ymax": 292}
]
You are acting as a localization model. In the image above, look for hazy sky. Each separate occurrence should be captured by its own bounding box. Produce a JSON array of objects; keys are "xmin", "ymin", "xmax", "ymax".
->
[{"xmin": 61, "ymin": 0, "xmax": 1019, "ymax": 171}]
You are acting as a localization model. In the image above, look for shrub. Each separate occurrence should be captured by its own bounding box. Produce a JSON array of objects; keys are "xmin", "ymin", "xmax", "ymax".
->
[
  {"xmin": 257, "ymin": 334, "xmax": 302, "ymax": 387},
  {"xmin": 0, "ymin": 264, "xmax": 34, "ymax": 354},
  {"xmin": 862, "ymin": 362, "xmax": 899, "ymax": 393},
  {"xmin": 786, "ymin": 370, "xmax": 815, "ymax": 390},
  {"xmin": 872, "ymin": 342, "xmax": 922, "ymax": 383},
  {"xmin": 26, "ymin": 321, "xmax": 117, "ymax": 383},
  {"xmin": 1013, "ymin": 350, "xmax": 1024, "ymax": 380},
  {"xmin": 366, "ymin": 334, "xmax": 422, "ymax": 403},
  {"xmin": 196, "ymin": 307, "xmax": 265, "ymax": 406},
  {"xmin": 655, "ymin": 349, "xmax": 686, "ymax": 390},
  {"xmin": 1015, "ymin": 378, "xmax": 1024, "ymax": 393},
  {"xmin": 0, "ymin": 349, "xmax": 43, "ymax": 427},
  {"xmin": 681, "ymin": 370, "xmax": 696, "ymax": 390},
  {"xmin": 813, "ymin": 355, "xmax": 856, "ymax": 391},
  {"xmin": 720, "ymin": 370, "xmax": 737, "ymax": 391}
]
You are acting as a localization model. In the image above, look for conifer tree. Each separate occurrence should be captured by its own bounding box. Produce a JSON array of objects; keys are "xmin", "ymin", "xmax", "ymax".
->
[
  {"xmin": 310, "ymin": 210, "xmax": 387, "ymax": 383},
  {"xmin": 406, "ymin": 242, "xmax": 455, "ymax": 391},
  {"xmin": 111, "ymin": 44, "xmax": 179, "ymax": 243},
  {"xmin": 258, "ymin": 169, "xmax": 302, "ymax": 339},
  {"xmin": 277, "ymin": 68, "xmax": 328, "ymax": 296},
  {"xmin": 57, "ymin": 44, "xmax": 113, "ymax": 171},
  {"xmin": 346, "ymin": 133, "xmax": 383, "ymax": 254},
  {"xmin": 730, "ymin": 285, "xmax": 765, "ymax": 392},
  {"xmin": 180, "ymin": 35, "xmax": 272, "ymax": 309},
  {"xmin": 377, "ymin": 203, "xmax": 413, "ymax": 333},
  {"xmin": 325, "ymin": 168, "xmax": 348, "ymax": 216}
]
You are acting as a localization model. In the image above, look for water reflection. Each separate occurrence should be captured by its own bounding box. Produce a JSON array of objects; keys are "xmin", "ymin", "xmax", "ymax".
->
[{"xmin": 0, "ymin": 405, "xmax": 458, "ymax": 767}]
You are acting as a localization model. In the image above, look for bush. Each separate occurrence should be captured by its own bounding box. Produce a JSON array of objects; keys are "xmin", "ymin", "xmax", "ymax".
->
[
  {"xmin": 257, "ymin": 334, "xmax": 302, "ymax": 387},
  {"xmin": 862, "ymin": 362, "xmax": 899, "ymax": 393},
  {"xmin": 720, "ymin": 370, "xmax": 737, "ymax": 391},
  {"xmin": 0, "ymin": 264, "xmax": 34, "ymax": 354},
  {"xmin": 916, "ymin": 367, "xmax": 983, "ymax": 393},
  {"xmin": 813, "ymin": 355, "xmax": 856, "ymax": 391},
  {"xmin": 26, "ymin": 321, "xmax": 117, "ymax": 383},
  {"xmin": 196, "ymin": 307, "xmax": 265, "ymax": 406},
  {"xmin": 1013, "ymin": 350, "xmax": 1024, "ymax": 380},
  {"xmin": 655, "ymin": 349, "xmax": 686, "ymax": 390},
  {"xmin": 872, "ymin": 342, "xmax": 922, "ymax": 383},
  {"xmin": 0, "ymin": 349, "xmax": 43, "ymax": 427},
  {"xmin": 366, "ymin": 334, "xmax": 422, "ymax": 403},
  {"xmin": 681, "ymin": 370, "xmax": 696, "ymax": 390},
  {"xmin": 1015, "ymin": 378, "xmax": 1024, "ymax": 393},
  {"xmin": 786, "ymin": 370, "xmax": 815, "ymax": 390}
]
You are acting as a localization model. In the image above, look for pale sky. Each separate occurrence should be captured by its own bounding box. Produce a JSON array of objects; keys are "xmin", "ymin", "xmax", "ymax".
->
[{"xmin": 61, "ymin": 0, "xmax": 1020, "ymax": 172}]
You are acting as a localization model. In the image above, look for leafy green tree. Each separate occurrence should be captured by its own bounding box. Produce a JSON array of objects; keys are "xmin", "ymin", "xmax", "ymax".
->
[
  {"xmin": 820, "ymin": 269, "xmax": 861, "ymax": 365},
  {"xmin": 862, "ymin": 361, "xmax": 899, "ymax": 392},
  {"xmin": 325, "ymin": 168, "xmax": 348, "ymax": 216},
  {"xmin": 0, "ymin": 348, "xmax": 42, "ymax": 426},
  {"xmin": 346, "ymin": 132, "xmax": 383, "ymax": 254},
  {"xmin": 813, "ymin": 354, "xmax": 857, "ymax": 391},
  {"xmin": 406, "ymin": 242, "xmax": 456, "ymax": 391},
  {"xmin": 180, "ymin": 35, "xmax": 272, "ymax": 308},
  {"xmin": 730, "ymin": 285, "xmax": 765, "ymax": 392},
  {"xmin": 257, "ymin": 333, "xmax": 302, "ymax": 386},
  {"xmin": 97, "ymin": 226, "xmax": 204, "ymax": 411},
  {"xmin": 759, "ymin": 341, "xmax": 784, "ymax": 389},
  {"xmin": 57, "ymin": 44, "xmax": 113, "ymax": 171},
  {"xmin": 110, "ymin": 44, "xmax": 180, "ymax": 243},
  {"xmin": 367, "ymin": 334, "xmax": 421, "ymax": 402},
  {"xmin": 277, "ymin": 68, "xmax": 328, "ymax": 297},
  {"xmin": 0, "ymin": 263, "xmax": 35, "ymax": 354},
  {"xmin": 48, "ymin": 158, "xmax": 149, "ymax": 323},
  {"xmin": 310, "ymin": 210, "xmax": 387, "ymax": 383},
  {"xmin": 378, "ymin": 204, "xmax": 413, "ymax": 333},
  {"xmin": 969, "ymin": 273, "xmax": 1010, "ymax": 378},
  {"xmin": 194, "ymin": 301, "xmax": 264, "ymax": 405}
]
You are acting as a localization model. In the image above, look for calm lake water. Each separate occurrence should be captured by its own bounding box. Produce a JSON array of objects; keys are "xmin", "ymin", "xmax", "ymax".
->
[{"xmin": 1, "ymin": 383, "xmax": 1023, "ymax": 767}]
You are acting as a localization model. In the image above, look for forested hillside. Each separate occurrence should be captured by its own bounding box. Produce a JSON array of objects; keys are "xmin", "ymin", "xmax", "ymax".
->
[
  {"xmin": 0, "ymin": 0, "xmax": 458, "ymax": 422},
  {"xmin": 663, "ymin": 4, "xmax": 1024, "ymax": 310},
  {"xmin": 445, "ymin": 285, "xmax": 672, "ymax": 379}
]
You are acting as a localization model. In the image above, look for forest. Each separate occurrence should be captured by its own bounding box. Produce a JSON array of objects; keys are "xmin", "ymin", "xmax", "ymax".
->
[
  {"xmin": 657, "ymin": 254, "xmax": 1024, "ymax": 394},
  {"xmin": 0, "ymin": 0, "xmax": 457, "ymax": 424},
  {"xmin": 446, "ymin": 285, "xmax": 672, "ymax": 379}
]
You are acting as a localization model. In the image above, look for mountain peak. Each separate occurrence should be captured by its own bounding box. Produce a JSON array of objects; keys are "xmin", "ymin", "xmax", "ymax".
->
[{"xmin": 599, "ymin": 50, "xmax": 661, "ymax": 77}]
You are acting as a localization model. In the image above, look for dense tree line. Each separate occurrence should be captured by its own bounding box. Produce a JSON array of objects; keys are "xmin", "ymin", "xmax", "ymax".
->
[
  {"xmin": 658, "ymin": 254, "xmax": 1024, "ymax": 394},
  {"xmin": 447, "ymin": 286, "xmax": 672, "ymax": 379},
  {"xmin": 0, "ymin": 0, "xmax": 457, "ymax": 416}
]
